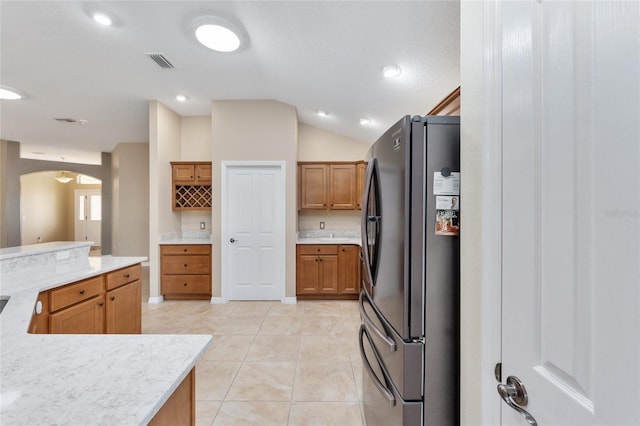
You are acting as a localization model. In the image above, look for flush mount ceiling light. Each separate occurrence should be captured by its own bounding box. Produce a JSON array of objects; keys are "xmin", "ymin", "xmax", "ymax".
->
[
  {"xmin": 176, "ymin": 94, "xmax": 187, "ymax": 102},
  {"xmin": 0, "ymin": 85, "xmax": 25, "ymax": 100},
  {"xmin": 192, "ymin": 16, "xmax": 245, "ymax": 52},
  {"xmin": 92, "ymin": 12, "xmax": 113, "ymax": 26},
  {"xmin": 360, "ymin": 118, "xmax": 372, "ymax": 126},
  {"xmin": 317, "ymin": 110, "xmax": 329, "ymax": 117},
  {"xmin": 382, "ymin": 65, "xmax": 402, "ymax": 78}
]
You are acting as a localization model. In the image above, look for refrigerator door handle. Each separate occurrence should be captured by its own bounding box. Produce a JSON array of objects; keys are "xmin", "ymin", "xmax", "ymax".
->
[
  {"xmin": 359, "ymin": 291, "xmax": 397, "ymax": 352},
  {"xmin": 361, "ymin": 159, "xmax": 379, "ymax": 288},
  {"xmin": 359, "ymin": 325, "xmax": 396, "ymax": 407}
]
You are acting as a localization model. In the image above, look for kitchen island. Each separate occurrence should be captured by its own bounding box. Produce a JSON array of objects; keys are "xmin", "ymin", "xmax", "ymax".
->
[{"xmin": 0, "ymin": 242, "xmax": 211, "ymax": 425}]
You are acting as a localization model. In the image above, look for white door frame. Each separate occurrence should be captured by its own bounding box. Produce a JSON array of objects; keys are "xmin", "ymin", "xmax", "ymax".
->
[
  {"xmin": 220, "ymin": 161, "xmax": 286, "ymax": 303},
  {"xmin": 478, "ymin": 0, "xmax": 504, "ymax": 424}
]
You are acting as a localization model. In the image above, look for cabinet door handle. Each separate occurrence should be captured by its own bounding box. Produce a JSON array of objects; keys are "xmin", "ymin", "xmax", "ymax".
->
[
  {"xmin": 79, "ymin": 289, "xmax": 85, "ymax": 295},
  {"xmin": 110, "ymin": 296, "xmax": 115, "ymax": 301},
  {"xmin": 98, "ymin": 302, "xmax": 104, "ymax": 307}
]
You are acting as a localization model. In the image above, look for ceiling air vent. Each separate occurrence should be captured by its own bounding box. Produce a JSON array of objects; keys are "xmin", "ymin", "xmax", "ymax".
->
[
  {"xmin": 146, "ymin": 53, "xmax": 174, "ymax": 69},
  {"xmin": 53, "ymin": 118, "xmax": 88, "ymax": 125}
]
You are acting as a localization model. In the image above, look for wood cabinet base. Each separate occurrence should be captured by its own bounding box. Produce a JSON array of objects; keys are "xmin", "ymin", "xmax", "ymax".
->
[{"xmin": 148, "ymin": 368, "xmax": 195, "ymax": 426}]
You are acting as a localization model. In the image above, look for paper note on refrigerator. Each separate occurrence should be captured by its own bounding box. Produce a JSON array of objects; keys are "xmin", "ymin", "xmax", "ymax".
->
[{"xmin": 433, "ymin": 172, "xmax": 460, "ymax": 195}]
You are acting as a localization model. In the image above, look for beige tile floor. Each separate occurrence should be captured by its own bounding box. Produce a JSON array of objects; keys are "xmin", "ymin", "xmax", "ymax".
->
[{"xmin": 142, "ymin": 298, "xmax": 364, "ymax": 426}]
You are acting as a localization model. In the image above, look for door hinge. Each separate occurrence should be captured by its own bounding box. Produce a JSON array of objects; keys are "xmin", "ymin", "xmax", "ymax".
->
[{"xmin": 494, "ymin": 362, "xmax": 502, "ymax": 382}]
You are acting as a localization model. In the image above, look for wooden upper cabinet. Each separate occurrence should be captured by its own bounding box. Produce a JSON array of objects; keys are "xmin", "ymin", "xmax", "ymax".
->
[
  {"xmin": 428, "ymin": 86, "xmax": 460, "ymax": 116},
  {"xmin": 328, "ymin": 164, "xmax": 356, "ymax": 209},
  {"xmin": 171, "ymin": 161, "xmax": 212, "ymax": 210},
  {"xmin": 299, "ymin": 164, "xmax": 328, "ymax": 209},
  {"xmin": 356, "ymin": 161, "xmax": 366, "ymax": 210},
  {"xmin": 298, "ymin": 162, "xmax": 359, "ymax": 210}
]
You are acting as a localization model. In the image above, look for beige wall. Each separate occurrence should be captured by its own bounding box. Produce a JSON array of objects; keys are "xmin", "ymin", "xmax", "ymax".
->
[
  {"xmin": 211, "ymin": 100, "xmax": 298, "ymax": 299},
  {"xmin": 112, "ymin": 143, "xmax": 149, "ymax": 257},
  {"xmin": 297, "ymin": 123, "xmax": 370, "ymax": 232},
  {"xmin": 149, "ymin": 101, "xmax": 182, "ymax": 298},
  {"xmin": 298, "ymin": 123, "xmax": 370, "ymax": 161},
  {"xmin": 0, "ymin": 140, "xmax": 7, "ymax": 247},
  {"xmin": 180, "ymin": 116, "xmax": 212, "ymax": 232},
  {"xmin": 20, "ymin": 171, "xmax": 69, "ymax": 244}
]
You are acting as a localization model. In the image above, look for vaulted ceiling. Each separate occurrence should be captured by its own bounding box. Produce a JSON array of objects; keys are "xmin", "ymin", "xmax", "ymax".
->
[{"xmin": 0, "ymin": 1, "xmax": 460, "ymax": 162}]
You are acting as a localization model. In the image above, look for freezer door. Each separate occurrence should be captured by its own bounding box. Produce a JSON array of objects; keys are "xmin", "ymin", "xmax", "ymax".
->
[
  {"xmin": 359, "ymin": 290, "xmax": 423, "ymax": 400},
  {"xmin": 359, "ymin": 325, "xmax": 423, "ymax": 426}
]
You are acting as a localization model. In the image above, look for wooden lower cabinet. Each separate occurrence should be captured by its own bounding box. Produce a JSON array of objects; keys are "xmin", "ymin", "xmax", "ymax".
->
[
  {"xmin": 29, "ymin": 264, "xmax": 142, "ymax": 335},
  {"xmin": 149, "ymin": 368, "xmax": 195, "ymax": 426},
  {"xmin": 296, "ymin": 244, "xmax": 360, "ymax": 299},
  {"xmin": 50, "ymin": 296, "xmax": 105, "ymax": 334},
  {"xmin": 161, "ymin": 245, "xmax": 212, "ymax": 300},
  {"xmin": 106, "ymin": 280, "xmax": 141, "ymax": 334}
]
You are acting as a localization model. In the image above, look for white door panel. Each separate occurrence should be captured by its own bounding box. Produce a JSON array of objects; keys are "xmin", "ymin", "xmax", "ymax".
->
[
  {"xmin": 225, "ymin": 165, "xmax": 284, "ymax": 301},
  {"xmin": 74, "ymin": 189, "xmax": 101, "ymax": 246},
  {"xmin": 500, "ymin": 1, "xmax": 639, "ymax": 425}
]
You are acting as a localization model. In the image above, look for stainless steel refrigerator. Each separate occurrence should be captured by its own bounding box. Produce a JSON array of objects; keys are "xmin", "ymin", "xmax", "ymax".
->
[{"xmin": 359, "ymin": 115, "xmax": 460, "ymax": 425}]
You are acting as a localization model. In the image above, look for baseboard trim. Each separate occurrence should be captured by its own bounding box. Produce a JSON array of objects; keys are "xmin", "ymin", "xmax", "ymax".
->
[
  {"xmin": 147, "ymin": 295, "xmax": 164, "ymax": 304},
  {"xmin": 281, "ymin": 297, "xmax": 297, "ymax": 304},
  {"xmin": 211, "ymin": 297, "xmax": 226, "ymax": 304}
]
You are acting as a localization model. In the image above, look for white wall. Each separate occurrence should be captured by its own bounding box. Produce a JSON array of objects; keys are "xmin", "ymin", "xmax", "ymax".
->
[{"xmin": 211, "ymin": 100, "xmax": 298, "ymax": 299}]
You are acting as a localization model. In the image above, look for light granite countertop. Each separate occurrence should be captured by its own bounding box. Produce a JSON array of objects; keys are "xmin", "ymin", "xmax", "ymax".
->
[
  {"xmin": 0, "ymin": 242, "xmax": 212, "ymax": 425},
  {"xmin": 159, "ymin": 231, "xmax": 211, "ymax": 245},
  {"xmin": 296, "ymin": 230, "xmax": 361, "ymax": 246}
]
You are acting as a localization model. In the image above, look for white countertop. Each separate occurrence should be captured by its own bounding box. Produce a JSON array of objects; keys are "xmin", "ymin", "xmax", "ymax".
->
[
  {"xmin": 296, "ymin": 236, "xmax": 361, "ymax": 246},
  {"xmin": 0, "ymin": 245, "xmax": 212, "ymax": 425},
  {"xmin": 158, "ymin": 237, "xmax": 211, "ymax": 245}
]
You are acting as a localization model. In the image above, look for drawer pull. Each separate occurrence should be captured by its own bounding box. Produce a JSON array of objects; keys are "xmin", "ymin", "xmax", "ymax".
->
[
  {"xmin": 184, "ymin": 264, "xmax": 188, "ymax": 268},
  {"xmin": 184, "ymin": 249, "xmax": 188, "ymax": 252},
  {"xmin": 183, "ymin": 283, "xmax": 188, "ymax": 287},
  {"xmin": 79, "ymin": 289, "xmax": 85, "ymax": 295},
  {"xmin": 124, "ymin": 273, "xmax": 130, "ymax": 278}
]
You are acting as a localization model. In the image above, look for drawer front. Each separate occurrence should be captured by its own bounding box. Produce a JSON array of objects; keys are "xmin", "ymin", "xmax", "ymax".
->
[
  {"xmin": 162, "ymin": 275, "xmax": 211, "ymax": 294},
  {"xmin": 49, "ymin": 275, "xmax": 104, "ymax": 312},
  {"xmin": 162, "ymin": 255, "xmax": 211, "ymax": 275},
  {"xmin": 161, "ymin": 245, "xmax": 211, "ymax": 255},
  {"xmin": 298, "ymin": 244, "xmax": 338, "ymax": 255},
  {"xmin": 106, "ymin": 264, "xmax": 142, "ymax": 291}
]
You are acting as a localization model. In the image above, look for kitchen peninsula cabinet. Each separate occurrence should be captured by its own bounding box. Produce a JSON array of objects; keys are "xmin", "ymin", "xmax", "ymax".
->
[
  {"xmin": 171, "ymin": 161, "xmax": 212, "ymax": 211},
  {"xmin": 296, "ymin": 244, "xmax": 361, "ymax": 299},
  {"xmin": 298, "ymin": 162, "xmax": 359, "ymax": 210},
  {"xmin": 31, "ymin": 264, "xmax": 143, "ymax": 334},
  {"xmin": 161, "ymin": 244, "xmax": 212, "ymax": 300},
  {"xmin": 105, "ymin": 264, "xmax": 142, "ymax": 333}
]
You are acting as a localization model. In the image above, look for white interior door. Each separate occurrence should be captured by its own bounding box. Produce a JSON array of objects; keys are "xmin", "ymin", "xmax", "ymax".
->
[
  {"xmin": 499, "ymin": 1, "xmax": 639, "ymax": 425},
  {"xmin": 224, "ymin": 164, "xmax": 284, "ymax": 301},
  {"xmin": 74, "ymin": 189, "xmax": 101, "ymax": 246}
]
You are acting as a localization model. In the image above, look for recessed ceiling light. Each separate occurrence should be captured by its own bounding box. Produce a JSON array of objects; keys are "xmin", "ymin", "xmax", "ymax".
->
[
  {"xmin": 382, "ymin": 65, "xmax": 402, "ymax": 78},
  {"xmin": 0, "ymin": 86, "xmax": 25, "ymax": 100},
  {"xmin": 193, "ymin": 16, "xmax": 244, "ymax": 52},
  {"xmin": 176, "ymin": 94, "xmax": 187, "ymax": 102},
  {"xmin": 317, "ymin": 110, "xmax": 329, "ymax": 117},
  {"xmin": 93, "ymin": 12, "xmax": 113, "ymax": 26},
  {"xmin": 360, "ymin": 118, "xmax": 372, "ymax": 126}
]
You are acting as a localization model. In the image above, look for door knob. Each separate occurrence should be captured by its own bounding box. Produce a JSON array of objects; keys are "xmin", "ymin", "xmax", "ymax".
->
[
  {"xmin": 230, "ymin": 238, "xmax": 236, "ymax": 243},
  {"xmin": 497, "ymin": 376, "xmax": 537, "ymax": 426}
]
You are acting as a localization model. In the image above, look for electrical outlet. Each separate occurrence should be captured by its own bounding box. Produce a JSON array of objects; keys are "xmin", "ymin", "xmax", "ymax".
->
[
  {"xmin": 200, "ymin": 222, "xmax": 206, "ymax": 230},
  {"xmin": 320, "ymin": 222, "xmax": 325, "ymax": 229}
]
